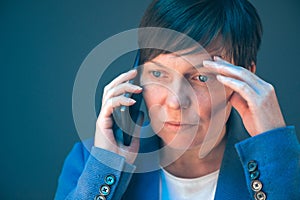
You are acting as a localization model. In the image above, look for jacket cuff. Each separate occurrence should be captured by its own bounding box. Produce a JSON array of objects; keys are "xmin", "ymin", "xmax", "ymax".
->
[
  {"xmin": 90, "ymin": 146, "xmax": 136, "ymax": 173},
  {"xmin": 73, "ymin": 147, "xmax": 136, "ymax": 200},
  {"xmin": 235, "ymin": 126, "xmax": 300, "ymax": 199},
  {"xmin": 235, "ymin": 126, "xmax": 299, "ymax": 160}
]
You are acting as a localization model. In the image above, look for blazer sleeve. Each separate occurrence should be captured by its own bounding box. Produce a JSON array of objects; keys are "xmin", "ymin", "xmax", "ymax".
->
[
  {"xmin": 54, "ymin": 141, "xmax": 136, "ymax": 200},
  {"xmin": 235, "ymin": 126, "xmax": 300, "ymax": 200}
]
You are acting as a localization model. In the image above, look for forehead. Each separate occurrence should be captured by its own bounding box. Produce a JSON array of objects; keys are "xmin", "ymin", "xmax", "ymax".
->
[{"xmin": 148, "ymin": 48, "xmax": 222, "ymax": 68}]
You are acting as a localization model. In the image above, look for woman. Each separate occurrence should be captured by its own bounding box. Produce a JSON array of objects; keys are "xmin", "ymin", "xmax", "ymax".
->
[{"xmin": 55, "ymin": 0, "xmax": 300, "ymax": 199}]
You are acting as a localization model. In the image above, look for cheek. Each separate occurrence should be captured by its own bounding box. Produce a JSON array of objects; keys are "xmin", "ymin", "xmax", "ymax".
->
[
  {"xmin": 193, "ymin": 89, "xmax": 212, "ymax": 117},
  {"xmin": 209, "ymin": 82, "xmax": 232, "ymax": 103},
  {"xmin": 143, "ymin": 86, "xmax": 168, "ymax": 133},
  {"xmin": 143, "ymin": 85, "xmax": 166, "ymax": 107},
  {"xmin": 193, "ymin": 84, "xmax": 232, "ymax": 119},
  {"xmin": 143, "ymin": 85, "xmax": 168, "ymax": 119},
  {"xmin": 205, "ymin": 86, "xmax": 233, "ymax": 127}
]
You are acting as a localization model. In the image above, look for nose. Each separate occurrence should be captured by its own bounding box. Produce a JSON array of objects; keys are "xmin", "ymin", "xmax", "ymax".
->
[{"xmin": 165, "ymin": 78, "xmax": 192, "ymax": 110}]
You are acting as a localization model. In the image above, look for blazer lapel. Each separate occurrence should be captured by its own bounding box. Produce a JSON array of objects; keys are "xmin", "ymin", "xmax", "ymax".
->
[{"xmin": 214, "ymin": 109, "xmax": 251, "ymax": 200}]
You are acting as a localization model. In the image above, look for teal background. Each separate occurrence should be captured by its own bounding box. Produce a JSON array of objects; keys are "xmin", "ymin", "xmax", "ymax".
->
[{"xmin": 1, "ymin": 0, "xmax": 299, "ymax": 199}]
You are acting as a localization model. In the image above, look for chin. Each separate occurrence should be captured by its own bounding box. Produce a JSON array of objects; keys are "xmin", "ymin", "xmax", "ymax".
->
[{"xmin": 158, "ymin": 130, "xmax": 205, "ymax": 150}]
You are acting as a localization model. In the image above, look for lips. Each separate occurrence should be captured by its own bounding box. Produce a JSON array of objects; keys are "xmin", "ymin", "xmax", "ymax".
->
[
  {"xmin": 166, "ymin": 121, "xmax": 181, "ymax": 125},
  {"xmin": 164, "ymin": 121, "xmax": 198, "ymax": 131},
  {"xmin": 165, "ymin": 121, "xmax": 198, "ymax": 125}
]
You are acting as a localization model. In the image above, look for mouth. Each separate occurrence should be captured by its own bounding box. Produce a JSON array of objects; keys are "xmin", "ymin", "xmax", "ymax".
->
[{"xmin": 164, "ymin": 121, "xmax": 198, "ymax": 131}]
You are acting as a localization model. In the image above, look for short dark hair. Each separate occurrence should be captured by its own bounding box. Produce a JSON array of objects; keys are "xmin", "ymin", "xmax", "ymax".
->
[{"xmin": 138, "ymin": 0, "xmax": 263, "ymax": 68}]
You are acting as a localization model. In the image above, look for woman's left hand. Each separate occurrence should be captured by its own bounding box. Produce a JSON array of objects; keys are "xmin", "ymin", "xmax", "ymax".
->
[{"xmin": 203, "ymin": 56, "xmax": 286, "ymax": 136}]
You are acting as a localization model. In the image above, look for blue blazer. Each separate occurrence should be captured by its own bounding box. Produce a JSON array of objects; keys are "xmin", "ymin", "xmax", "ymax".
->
[{"xmin": 55, "ymin": 110, "xmax": 300, "ymax": 200}]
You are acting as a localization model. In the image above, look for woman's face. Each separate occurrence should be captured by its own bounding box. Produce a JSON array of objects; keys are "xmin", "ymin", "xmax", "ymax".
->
[{"xmin": 141, "ymin": 50, "xmax": 233, "ymax": 150}]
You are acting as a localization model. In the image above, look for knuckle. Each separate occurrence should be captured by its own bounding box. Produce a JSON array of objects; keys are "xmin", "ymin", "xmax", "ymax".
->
[
  {"xmin": 238, "ymin": 67, "xmax": 247, "ymax": 77},
  {"xmin": 239, "ymin": 82, "xmax": 247, "ymax": 90},
  {"xmin": 111, "ymin": 97, "xmax": 119, "ymax": 107},
  {"xmin": 105, "ymin": 98, "xmax": 114, "ymax": 107},
  {"xmin": 233, "ymin": 65, "xmax": 243, "ymax": 71},
  {"xmin": 235, "ymin": 65, "xmax": 243, "ymax": 70},
  {"xmin": 266, "ymin": 83, "xmax": 275, "ymax": 91},
  {"xmin": 103, "ymin": 85, "xmax": 110, "ymax": 94},
  {"xmin": 96, "ymin": 117, "xmax": 101, "ymax": 125},
  {"xmin": 119, "ymin": 72, "xmax": 128, "ymax": 79},
  {"xmin": 106, "ymin": 87, "xmax": 115, "ymax": 97},
  {"xmin": 264, "ymin": 83, "xmax": 275, "ymax": 98}
]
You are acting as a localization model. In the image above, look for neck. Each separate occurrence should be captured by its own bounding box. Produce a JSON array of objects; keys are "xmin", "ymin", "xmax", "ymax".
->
[{"xmin": 160, "ymin": 131, "xmax": 227, "ymax": 179}]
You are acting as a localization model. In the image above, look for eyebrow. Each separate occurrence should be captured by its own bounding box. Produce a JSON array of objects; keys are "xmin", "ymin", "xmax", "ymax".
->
[{"xmin": 149, "ymin": 61, "xmax": 171, "ymax": 68}]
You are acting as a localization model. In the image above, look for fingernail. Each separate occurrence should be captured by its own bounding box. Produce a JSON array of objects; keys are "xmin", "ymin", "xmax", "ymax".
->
[
  {"xmin": 130, "ymin": 69, "xmax": 137, "ymax": 73},
  {"xmin": 134, "ymin": 85, "xmax": 143, "ymax": 90},
  {"xmin": 214, "ymin": 56, "xmax": 222, "ymax": 61},
  {"xmin": 129, "ymin": 99, "xmax": 136, "ymax": 104}
]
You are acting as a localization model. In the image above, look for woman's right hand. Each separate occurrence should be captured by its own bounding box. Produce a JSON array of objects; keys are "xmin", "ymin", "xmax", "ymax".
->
[{"xmin": 94, "ymin": 69, "xmax": 143, "ymax": 164}]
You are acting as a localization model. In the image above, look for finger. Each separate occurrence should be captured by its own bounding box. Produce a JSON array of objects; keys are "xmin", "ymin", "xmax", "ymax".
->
[
  {"xmin": 102, "ymin": 82, "xmax": 142, "ymax": 104},
  {"xmin": 216, "ymin": 75, "xmax": 257, "ymax": 107},
  {"xmin": 203, "ymin": 60, "xmax": 264, "ymax": 89},
  {"xmin": 101, "ymin": 95, "xmax": 136, "ymax": 118},
  {"xmin": 229, "ymin": 92, "xmax": 248, "ymax": 115},
  {"xmin": 213, "ymin": 56, "xmax": 231, "ymax": 64},
  {"xmin": 103, "ymin": 69, "xmax": 138, "ymax": 96}
]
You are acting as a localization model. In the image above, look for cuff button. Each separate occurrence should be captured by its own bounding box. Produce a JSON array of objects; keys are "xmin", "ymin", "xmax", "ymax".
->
[
  {"xmin": 250, "ymin": 170, "xmax": 260, "ymax": 180},
  {"xmin": 254, "ymin": 191, "xmax": 266, "ymax": 200},
  {"xmin": 251, "ymin": 180, "xmax": 263, "ymax": 192},
  {"xmin": 100, "ymin": 185, "xmax": 110, "ymax": 196},
  {"xmin": 94, "ymin": 195, "xmax": 106, "ymax": 200},
  {"xmin": 247, "ymin": 160, "xmax": 258, "ymax": 172},
  {"xmin": 105, "ymin": 174, "xmax": 116, "ymax": 185}
]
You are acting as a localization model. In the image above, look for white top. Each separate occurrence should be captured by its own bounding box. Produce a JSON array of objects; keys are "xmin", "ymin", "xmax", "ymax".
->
[{"xmin": 160, "ymin": 168, "xmax": 220, "ymax": 200}]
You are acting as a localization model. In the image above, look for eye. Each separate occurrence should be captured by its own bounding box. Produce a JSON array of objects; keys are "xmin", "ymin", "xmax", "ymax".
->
[
  {"xmin": 151, "ymin": 71, "xmax": 162, "ymax": 78},
  {"xmin": 197, "ymin": 75, "xmax": 208, "ymax": 82}
]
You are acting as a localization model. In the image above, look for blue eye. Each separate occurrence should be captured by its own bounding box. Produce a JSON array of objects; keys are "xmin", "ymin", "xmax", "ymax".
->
[
  {"xmin": 151, "ymin": 71, "xmax": 162, "ymax": 77},
  {"xmin": 198, "ymin": 75, "xmax": 208, "ymax": 82}
]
